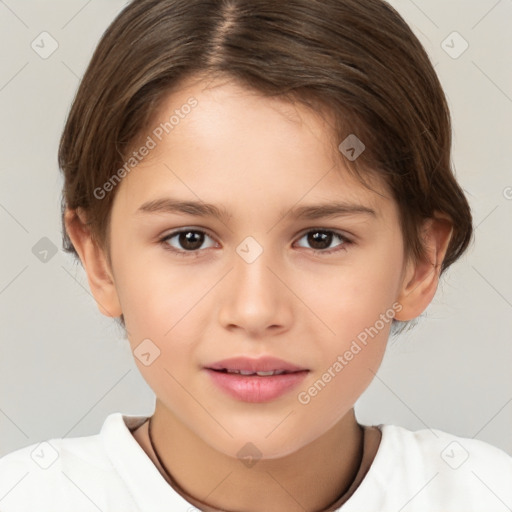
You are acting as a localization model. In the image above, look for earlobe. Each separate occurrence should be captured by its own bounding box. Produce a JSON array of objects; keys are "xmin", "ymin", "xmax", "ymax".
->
[
  {"xmin": 64, "ymin": 208, "xmax": 122, "ymax": 318},
  {"xmin": 394, "ymin": 214, "xmax": 453, "ymax": 322}
]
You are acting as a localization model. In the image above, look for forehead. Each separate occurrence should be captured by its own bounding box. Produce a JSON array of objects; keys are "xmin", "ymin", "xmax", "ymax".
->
[
  {"xmin": 114, "ymin": 75, "xmax": 394, "ymax": 220},
  {"xmin": 161, "ymin": 75, "xmax": 336, "ymax": 154}
]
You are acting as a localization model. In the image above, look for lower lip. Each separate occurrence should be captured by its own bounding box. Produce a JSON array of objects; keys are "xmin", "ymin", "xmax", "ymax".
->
[{"xmin": 205, "ymin": 369, "xmax": 309, "ymax": 403}]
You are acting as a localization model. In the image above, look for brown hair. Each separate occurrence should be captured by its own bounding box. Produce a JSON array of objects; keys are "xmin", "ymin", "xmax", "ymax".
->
[{"xmin": 59, "ymin": 0, "xmax": 473, "ymax": 327}]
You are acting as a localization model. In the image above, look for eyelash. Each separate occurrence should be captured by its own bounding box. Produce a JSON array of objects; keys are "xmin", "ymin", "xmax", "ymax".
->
[{"xmin": 158, "ymin": 228, "xmax": 353, "ymax": 258}]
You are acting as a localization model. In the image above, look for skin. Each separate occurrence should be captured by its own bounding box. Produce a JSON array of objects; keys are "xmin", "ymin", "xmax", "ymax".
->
[{"xmin": 66, "ymin": 74, "xmax": 453, "ymax": 512}]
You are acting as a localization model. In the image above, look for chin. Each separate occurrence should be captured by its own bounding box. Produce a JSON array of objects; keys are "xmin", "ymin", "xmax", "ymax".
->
[{"xmin": 202, "ymin": 421, "xmax": 318, "ymax": 461}]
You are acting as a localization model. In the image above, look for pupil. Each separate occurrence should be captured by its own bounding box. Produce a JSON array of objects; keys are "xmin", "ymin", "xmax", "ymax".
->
[
  {"xmin": 309, "ymin": 231, "xmax": 331, "ymax": 250},
  {"xmin": 180, "ymin": 231, "xmax": 203, "ymax": 250}
]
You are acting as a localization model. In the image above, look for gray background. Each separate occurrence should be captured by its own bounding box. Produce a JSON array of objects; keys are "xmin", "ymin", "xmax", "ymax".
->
[{"xmin": 0, "ymin": 0, "xmax": 511, "ymax": 459}]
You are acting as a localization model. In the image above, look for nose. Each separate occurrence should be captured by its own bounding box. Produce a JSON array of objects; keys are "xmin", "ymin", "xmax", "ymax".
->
[{"xmin": 217, "ymin": 240, "xmax": 293, "ymax": 337}]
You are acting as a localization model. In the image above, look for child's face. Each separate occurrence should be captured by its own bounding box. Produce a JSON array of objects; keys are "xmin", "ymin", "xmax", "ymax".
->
[{"xmin": 105, "ymin": 76, "xmax": 411, "ymax": 458}]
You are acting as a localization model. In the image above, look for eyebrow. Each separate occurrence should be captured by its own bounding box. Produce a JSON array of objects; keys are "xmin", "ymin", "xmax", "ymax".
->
[{"xmin": 136, "ymin": 197, "xmax": 376, "ymax": 222}]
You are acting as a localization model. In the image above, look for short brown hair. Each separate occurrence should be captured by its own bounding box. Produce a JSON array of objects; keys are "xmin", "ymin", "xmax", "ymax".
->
[{"xmin": 59, "ymin": 0, "xmax": 473, "ymax": 310}]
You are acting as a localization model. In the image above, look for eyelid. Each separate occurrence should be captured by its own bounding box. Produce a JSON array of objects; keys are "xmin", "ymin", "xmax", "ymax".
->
[
  {"xmin": 294, "ymin": 226, "xmax": 354, "ymax": 243},
  {"xmin": 160, "ymin": 226, "xmax": 218, "ymax": 240}
]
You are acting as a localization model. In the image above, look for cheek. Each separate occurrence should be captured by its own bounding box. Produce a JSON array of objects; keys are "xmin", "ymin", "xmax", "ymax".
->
[
  {"xmin": 294, "ymin": 249, "xmax": 402, "ymax": 412},
  {"xmin": 306, "ymin": 252, "xmax": 402, "ymax": 344},
  {"xmin": 296, "ymin": 279, "xmax": 396, "ymax": 440},
  {"xmin": 115, "ymin": 256, "xmax": 217, "ymax": 384},
  {"xmin": 115, "ymin": 250, "xmax": 208, "ymax": 336}
]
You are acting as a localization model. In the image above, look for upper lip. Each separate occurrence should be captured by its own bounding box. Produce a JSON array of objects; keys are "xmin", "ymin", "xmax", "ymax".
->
[{"xmin": 206, "ymin": 356, "xmax": 308, "ymax": 373}]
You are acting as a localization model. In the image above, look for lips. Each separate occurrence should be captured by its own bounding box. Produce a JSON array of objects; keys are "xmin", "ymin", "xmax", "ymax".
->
[
  {"xmin": 205, "ymin": 356, "xmax": 309, "ymax": 402},
  {"xmin": 215, "ymin": 369, "xmax": 288, "ymax": 376},
  {"xmin": 206, "ymin": 356, "xmax": 308, "ymax": 374}
]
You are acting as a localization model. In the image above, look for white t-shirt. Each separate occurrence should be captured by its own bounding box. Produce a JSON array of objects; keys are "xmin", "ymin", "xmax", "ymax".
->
[{"xmin": 0, "ymin": 412, "xmax": 511, "ymax": 511}]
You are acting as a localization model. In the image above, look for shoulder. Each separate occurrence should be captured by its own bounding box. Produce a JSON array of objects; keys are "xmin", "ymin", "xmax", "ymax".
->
[
  {"xmin": 343, "ymin": 423, "xmax": 512, "ymax": 512},
  {"xmin": 383, "ymin": 424, "xmax": 511, "ymax": 509},
  {"xmin": 0, "ymin": 413, "xmax": 140, "ymax": 512},
  {"xmin": 381, "ymin": 423, "xmax": 512, "ymax": 474}
]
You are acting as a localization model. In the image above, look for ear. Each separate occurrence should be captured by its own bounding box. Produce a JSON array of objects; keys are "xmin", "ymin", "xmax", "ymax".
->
[
  {"xmin": 64, "ymin": 208, "xmax": 122, "ymax": 318},
  {"xmin": 394, "ymin": 213, "xmax": 453, "ymax": 321}
]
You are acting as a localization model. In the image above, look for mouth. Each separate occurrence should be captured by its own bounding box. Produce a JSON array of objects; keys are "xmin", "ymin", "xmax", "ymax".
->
[
  {"xmin": 206, "ymin": 355, "xmax": 308, "ymax": 374},
  {"xmin": 209, "ymin": 368, "xmax": 300, "ymax": 377},
  {"xmin": 204, "ymin": 356, "xmax": 309, "ymax": 402}
]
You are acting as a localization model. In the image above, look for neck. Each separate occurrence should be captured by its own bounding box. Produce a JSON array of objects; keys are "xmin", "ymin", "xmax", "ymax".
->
[{"xmin": 137, "ymin": 403, "xmax": 367, "ymax": 512}]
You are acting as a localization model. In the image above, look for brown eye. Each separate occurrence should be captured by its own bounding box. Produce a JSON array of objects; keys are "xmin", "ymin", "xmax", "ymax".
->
[
  {"xmin": 161, "ymin": 229, "xmax": 216, "ymax": 254},
  {"xmin": 308, "ymin": 231, "xmax": 333, "ymax": 250},
  {"xmin": 295, "ymin": 230, "xmax": 351, "ymax": 254}
]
